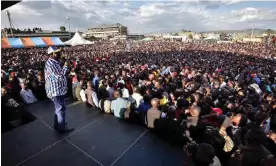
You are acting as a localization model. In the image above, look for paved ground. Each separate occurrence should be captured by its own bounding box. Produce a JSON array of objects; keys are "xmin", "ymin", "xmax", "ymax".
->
[{"xmin": 2, "ymin": 100, "xmax": 184, "ymax": 166}]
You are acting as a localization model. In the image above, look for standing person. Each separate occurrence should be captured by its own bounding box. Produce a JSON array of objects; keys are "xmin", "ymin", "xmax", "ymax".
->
[{"xmin": 44, "ymin": 46, "xmax": 74, "ymax": 134}]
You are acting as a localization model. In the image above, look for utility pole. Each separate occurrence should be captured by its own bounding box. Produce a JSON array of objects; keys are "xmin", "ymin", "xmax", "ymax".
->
[
  {"xmin": 68, "ymin": 17, "xmax": 71, "ymax": 38},
  {"xmin": 6, "ymin": 10, "xmax": 14, "ymax": 37},
  {"xmin": 64, "ymin": 17, "xmax": 71, "ymax": 38},
  {"xmin": 251, "ymin": 25, "xmax": 254, "ymax": 38}
]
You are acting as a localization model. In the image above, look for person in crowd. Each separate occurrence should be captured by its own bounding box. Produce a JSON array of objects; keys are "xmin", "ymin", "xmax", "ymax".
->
[
  {"xmin": 35, "ymin": 74, "xmax": 47, "ymax": 100},
  {"xmin": 85, "ymin": 81, "xmax": 99, "ymax": 108},
  {"xmin": 19, "ymin": 82, "xmax": 37, "ymax": 104},
  {"xmin": 146, "ymin": 98, "xmax": 162, "ymax": 129},
  {"xmin": 92, "ymin": 70, "xmax": 100, "ymax": 92},
  {"xmin": 131, "ymin": 86, "xmax": 143, "ymax": 108},
  {"xmin": 118, "ymin": 82, "xmax": 130, "ymax": 98},
  {"xmin": 75, "ymin": 80, "xmax": 84, "ymax": 102},
  {"xmin": 98, "ymin": 89, "xmax": 111, "ymax": 113},
  {"xmin": 106, "ymin": 81, "xmax": 115, "ymax": 100},
  {"xmin": 229, "ymin": 129, "xmax": 272, "ymax": 166},
  {"xmin": 195, "ymin": 143, "xmax": 222, "ymax": 166},
  {"xmin": 111, "ymin": 90, "xmax": 131, "ymax": 118}
]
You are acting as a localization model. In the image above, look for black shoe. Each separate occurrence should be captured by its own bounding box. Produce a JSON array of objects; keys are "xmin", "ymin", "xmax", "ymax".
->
[
  {"xmin": 57, "ymin": 127, "xmax": 74, "ymax": 134},
  {"xmin": 54, "ymin": 122, "xmax": 68, "ymax": 130}
]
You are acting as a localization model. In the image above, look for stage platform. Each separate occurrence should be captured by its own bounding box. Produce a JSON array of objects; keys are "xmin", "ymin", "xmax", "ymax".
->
[{"xmin": 2, "ymin": 99, "xmax": 184, "ymax": 166}]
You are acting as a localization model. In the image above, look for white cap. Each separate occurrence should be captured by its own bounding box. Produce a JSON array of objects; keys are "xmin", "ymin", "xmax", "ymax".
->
[{"xmin": 47, "ymin": 46, "xmax": 61, "ymax": 54}]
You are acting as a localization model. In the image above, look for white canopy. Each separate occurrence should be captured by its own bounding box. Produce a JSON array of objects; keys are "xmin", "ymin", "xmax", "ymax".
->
[{"xmin": 64, "ymin": 30, "xmax": 94, "ymax": 46}]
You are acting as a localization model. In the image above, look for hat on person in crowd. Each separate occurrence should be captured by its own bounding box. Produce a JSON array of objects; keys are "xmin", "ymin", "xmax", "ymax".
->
[
  {"xmin": 249, "ymin": 83, "xmax": 261, "ymax": 93},
  {"xmin": 211, "ymin": 107, "xmax": 223, "ymax": 115},
  {"xmin": 47, "ymin": 46, "xmax": 61, "ymax": 55}
]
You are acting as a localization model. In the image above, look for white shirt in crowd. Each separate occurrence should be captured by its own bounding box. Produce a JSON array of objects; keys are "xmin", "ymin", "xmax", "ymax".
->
[
  {"xmin": 121, "ymin": 88, "xmax": 129, "ymax": 98},
  {"xmin": 80, "ymin": 89, "xmax": 86, "ymax": 102},
  {"xmin": 91, "ymin": 91, "xmax": 99, "ymax": 107},
  {"xmin": 210, "ymin": 156, "xmax": 222, "ymax": 166},
  {"xmin": 20, "ymin": 89, "xmax": 37, "ymax": 104},
  {"xmin": 131, "ymin": 93, "xmax": 143, "ymax": 108}
]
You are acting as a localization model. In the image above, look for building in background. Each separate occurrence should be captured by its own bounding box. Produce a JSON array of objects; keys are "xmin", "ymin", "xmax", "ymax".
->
[
  {"xmin": 1, "ymin": 28, "xmax": 74, "ymax": 41},
  {"xmin": 86, "ymin": 23, "xmax": 128, "ymax": 38}
]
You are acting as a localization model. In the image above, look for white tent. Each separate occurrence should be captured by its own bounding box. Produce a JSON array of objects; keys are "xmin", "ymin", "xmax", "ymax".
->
[{"xmin": 64, "ymin": 30, "xmax": 94, "ymax": 46}]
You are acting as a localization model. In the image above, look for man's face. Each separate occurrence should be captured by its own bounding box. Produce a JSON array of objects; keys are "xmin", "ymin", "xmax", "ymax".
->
[
  {"xmin": 1, "ymin": 88, "xmax": 7, "ymax": 96},
  {"xmin": 54, "ymin": 52, "xmax": 62, "ymax": 61},
  {"xmin": 231, "ymin": 114, "xmax": 241, "ymax": 125}
]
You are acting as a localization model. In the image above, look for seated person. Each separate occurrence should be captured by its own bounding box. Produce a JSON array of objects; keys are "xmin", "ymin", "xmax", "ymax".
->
[
  {"xmin": 132, "ymin": 86, "xmax": 143, "ymax": 108},
  {"xmin": 137, "ymin": 95, "xmax": 152, "ymax": 113},
  {"xmin": 111, "ymin": 90, "xmax": 130, "ymax": 118},
  {"xmin": 1, "ymin": 86, "xmax": 33, "ymax": 132},
  {"xmin": 85, "ymin": 81, "xmax": 99, "ymax": 108},
  {"xmin": 75, "ymin": 80, "xmax": 84, "ymax": 102},
  {"xmin": 99, "ymin": 89, "xmax": 111, "ymax": 113},
  {"xmin": 20, "ymin": 82, "xmax": 37, "ymax": 104},
  {"xmin": 35, "ymin": 74, "xmax": 47, "ymax": 100},
  {"xmin": 195, "ymin": 143, "xmax": 222, "ymax": 166},
  {"xmin": 146, "ymin": 98, "xmax": 163, "ymax": 129}
]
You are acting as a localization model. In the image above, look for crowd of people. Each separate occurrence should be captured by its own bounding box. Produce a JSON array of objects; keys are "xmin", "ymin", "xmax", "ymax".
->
[{"xmin": 1, "ymin": 40, "xmax": 276, "ymax": 166}]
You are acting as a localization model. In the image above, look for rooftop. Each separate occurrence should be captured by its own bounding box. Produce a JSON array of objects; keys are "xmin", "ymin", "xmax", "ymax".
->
[{"xmin": 89, "ymin": 23, "xmax": 126, "ymax": 29}]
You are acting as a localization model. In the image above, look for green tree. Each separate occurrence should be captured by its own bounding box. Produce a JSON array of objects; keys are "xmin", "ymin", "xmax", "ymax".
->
[
  {"xmin": 265, "ymin": 29, "xmax": 274, "ymax": 36},
  {"xmin": 188, "ymin": 34, "xmax": 193, "ymax": 39},
  {"xmin": 60, "ymin": 26, "xmax": 66, "ymax": 32},
  {"xmin": 174, "ymin": 33, "xmax": 179, "ymax": 36},
  {"xmin": 27, "ymin": 28, "xmax": 31, "ymax": 32}
]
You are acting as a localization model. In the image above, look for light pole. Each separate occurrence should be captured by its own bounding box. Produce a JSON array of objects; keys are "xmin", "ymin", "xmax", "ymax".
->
[
  {"xmin": 64, "ymin": 17, "xmax": 71, "ymax": 38},
  {"xmin": 6, "ymin": 10, "xmax": 14, "ymax": 37}
]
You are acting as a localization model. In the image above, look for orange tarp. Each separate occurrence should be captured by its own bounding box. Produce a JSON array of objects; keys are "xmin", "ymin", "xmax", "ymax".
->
[
  {"xmin": 41, "ymin": 37, "xmax": 55, "ymax": 46},
  {"xmin": 21, "ymin": 38, "xmax": 35, "ymax": 47},
  {"xmin": 1, "ymin": 38, "xmax": 11, "ymax": 48}
]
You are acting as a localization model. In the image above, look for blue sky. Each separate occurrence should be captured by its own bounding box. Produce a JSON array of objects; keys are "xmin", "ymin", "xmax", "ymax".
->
[{"xmin": 1, "ymin": 0, "xmax": 276, "ymax": 33}]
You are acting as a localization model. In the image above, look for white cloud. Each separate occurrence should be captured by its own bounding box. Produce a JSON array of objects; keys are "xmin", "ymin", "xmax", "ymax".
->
[{"xmin": 1, "ymin": 0, "xmax": 276, "ymax": 33}]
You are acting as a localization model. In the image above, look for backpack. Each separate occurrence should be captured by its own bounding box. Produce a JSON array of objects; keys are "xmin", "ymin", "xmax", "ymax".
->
[{"xmin": 204, "ymin": 126, "xmax": 226, "ymax": 150}]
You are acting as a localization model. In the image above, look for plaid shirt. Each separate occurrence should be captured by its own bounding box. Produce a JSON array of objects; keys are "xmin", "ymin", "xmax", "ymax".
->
[{"xmin": 44, "ymin": 58, "xmax": 68, "ymax": 98}]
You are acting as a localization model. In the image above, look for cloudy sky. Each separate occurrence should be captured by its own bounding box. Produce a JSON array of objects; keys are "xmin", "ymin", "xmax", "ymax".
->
[{"xmin": 1, "ymin": 0, "xmax": 276, "ymax": 34}]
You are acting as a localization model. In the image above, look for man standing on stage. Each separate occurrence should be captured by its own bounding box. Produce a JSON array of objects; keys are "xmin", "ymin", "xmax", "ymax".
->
[{"xmin": 45, "ymin": 46, "xmax": 74, "ymax": 133}]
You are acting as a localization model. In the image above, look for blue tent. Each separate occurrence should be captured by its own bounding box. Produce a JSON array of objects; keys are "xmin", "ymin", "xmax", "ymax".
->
[
  {"xmin": 51, "ymin": 37, "xmax": 64, "ymax": 46},
  {"xmin": 30, "ymin": 37, "xmax": 47, "ymax": 47},
  {"xmin": 8, "ymin": 38, "xmax": 24, "ymax": 48}
]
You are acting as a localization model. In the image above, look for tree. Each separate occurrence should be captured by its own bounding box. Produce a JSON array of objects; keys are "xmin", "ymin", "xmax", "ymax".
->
[
  {"xmin": 60, "ymin": 26, "xmax": 66, "ymax": 32},
  {"xmin": 188, "ymin": 34, "xmax": 193, "ymax": 39},
  {"xmin": 27, "ymin": 28, "xmax": 31, "ymax": 32},
  {"xmin": 174, "ymin": 33, "xmax": 179, "ymax": 36},
  {"xmin": 265, "ymin": 29, "xmax": 274, "ymax": 36}
]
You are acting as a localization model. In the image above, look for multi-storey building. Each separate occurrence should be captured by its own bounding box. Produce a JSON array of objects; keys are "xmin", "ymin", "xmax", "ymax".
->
[{"xmin": 86, "ymin": 23, "xmax": 128, "ymax": 38}]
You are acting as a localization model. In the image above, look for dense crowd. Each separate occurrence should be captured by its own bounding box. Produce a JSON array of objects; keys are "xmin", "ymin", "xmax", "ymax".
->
[{"xmin": 1, "ymin": 40, "xmax": 276, "ymax": 166}]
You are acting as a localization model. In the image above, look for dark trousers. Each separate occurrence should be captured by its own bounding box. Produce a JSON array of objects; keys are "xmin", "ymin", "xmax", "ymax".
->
[{"xmin": 51, "ymin": 95, "xmax": 66, "ymax": 130}]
